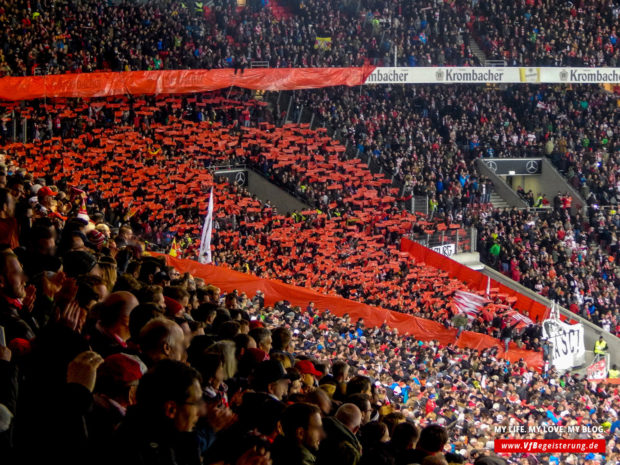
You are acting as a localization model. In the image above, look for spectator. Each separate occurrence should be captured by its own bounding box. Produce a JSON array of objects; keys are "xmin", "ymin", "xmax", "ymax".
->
[
  {"xmin": 390, "ymin": 421, "xmax": 420, "ymax": 465},
  {"xmin": 139, "ymin": 317, "xmax": 187, "ymax": 365},
  {"xmin": 318, "ymin": 403, "xmax": 363, "ymax": 465},
  {"xmin": 0, "ymin": 250, "xmax": 34, "ymax": 341},
  {"xmin": 272, "ymin": 402, "xmax": 325, "ymax": 465},
  {"xmin": 252, "ymin": 359, "xmax": 291, "ymax": 401},
  {"xmin": 88, "ymin": 291, "xmax": 139, "ymax": 358},
  {"xmin": 406, "ymin": 424, "xmax": 449, "ymax": 464},
  {"xmin": 110, "ymin": 360, "xmax": 203, "ymax": 465}
]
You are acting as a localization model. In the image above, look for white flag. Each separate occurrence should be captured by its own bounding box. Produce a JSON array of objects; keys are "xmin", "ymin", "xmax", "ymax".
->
[{"xmin": 198, "ymin": 188, "xmax": 214, "ymax": 264}]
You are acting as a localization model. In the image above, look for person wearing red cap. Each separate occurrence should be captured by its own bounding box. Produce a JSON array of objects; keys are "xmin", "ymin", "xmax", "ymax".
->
[
  {"xmin": 110, "ymin": 360, "xmax": 203, "ymax": 465},
  {"xmin": 90, "ymin": 353, "xmax": 145, "ymax": 447},
  {"xmin": 295, "ymin": 359, "xmax": 323, "ymax": 390},
  {"xmin": 37, "ymin": 185, "xmax": 57, "ymax": 213}
]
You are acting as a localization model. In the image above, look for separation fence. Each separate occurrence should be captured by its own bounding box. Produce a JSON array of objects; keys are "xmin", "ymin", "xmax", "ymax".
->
[
  {"xmin": 2, "ymin": 66, "xmax": 620, "ymax": 101},
  {"xmin": 155, "ymin": 253, "xmax": 543, "ymax": 371}
]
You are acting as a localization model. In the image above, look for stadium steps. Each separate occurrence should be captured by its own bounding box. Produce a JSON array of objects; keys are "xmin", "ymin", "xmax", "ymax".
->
[
  {"xmin": 489, "ymin": 192, "xmax": 510, "ymax": 209},
  {"xmin": 468, "ymin": 36, "xmax": 487, "ymax": 65}
]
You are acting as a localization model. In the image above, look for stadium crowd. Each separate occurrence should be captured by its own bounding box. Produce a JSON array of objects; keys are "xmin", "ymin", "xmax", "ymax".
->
[
  {"xmin": 1, "ymin": 0, "xmax": 619, "ymax": 77},
  {"xmin": 471, "ymin": 0, "xmax": 620, "ymax": 66},
  {"xmin": 0, "ymin": 0, "xmax": 478, "ymax": 76},
  {"xmin": 0, "ymin": 92, "xmax": 544, "ymax": 349},
  {"xmin": 503, "ymin": 84, "xmax": 620, "ymax": 207},
  {"xmin": 0, "ymin": 157, "xmax": 617, "ymax": 465},
  {"xmin": 0, "ymin": 2, "xmax": 620, "ymax": 464},
  {"xmin": 2, "ymin": 79, "xmax": 619, "ymax": 340},
  {"xmin": 478, "ymin": 207, "xmax": 620, "ymax": 335},
  {"xmin": 286, "ymin": 79, "xmax": 620, "ymax": 329}
]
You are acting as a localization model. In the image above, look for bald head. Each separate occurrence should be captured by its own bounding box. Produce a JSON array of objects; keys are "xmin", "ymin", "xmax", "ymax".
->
[
  {"xmin": 335, "ymin": 403, "xmax": 362, "ymax": 434},
  {"xmin": 98, "ymin": 291, "xmax": 139, "ymax": 333},
  {"xmin": 139, "ymin": 317, "xmax": 186, "ymax": 363}
]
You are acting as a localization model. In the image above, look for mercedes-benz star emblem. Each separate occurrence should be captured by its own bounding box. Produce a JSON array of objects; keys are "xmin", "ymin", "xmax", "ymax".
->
[
  {"xmin": 486, "ymin": 160, "xmax": 498, "ymax": 172},
  {"xmin": 525, "ymin": 160, "xmax": 539, "ymax": 174},
  {"xmin": 235, "ymin": 171, "xmax": 246, "ymax": 184}
]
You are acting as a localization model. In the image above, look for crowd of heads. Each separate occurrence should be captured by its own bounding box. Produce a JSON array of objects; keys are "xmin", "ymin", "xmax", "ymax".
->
[
  {"xmin": 0, "ymin": 91, "xmax": 548, "ymax": 350},
  {"xmin": 0, "ymin": 0, "xmax": 477, "ymax": 77},
  {"xmin": 472, "ymin": 0, "xmax": 620, "ymax": 66},
  {"xmin": 1, "ymin": 80, "xmax": 619, "ymax": 337},
  {"xmin": 478, "ymin": 204, "xmax": 620, "ymax": 336},
  {"xmin": 287, "ymin": 79, "xmax": 619, "ymax": 331},
  {"xmin": 4, "ymin": 0, "xmax": 619, "ymax": 77},
  {"xmin": 1, "ymin": 1, "xmax": 620, "ymax": 463},
  {"xmin": 0, "ymin": 162, "xmax": 617, "ymax": 464}
]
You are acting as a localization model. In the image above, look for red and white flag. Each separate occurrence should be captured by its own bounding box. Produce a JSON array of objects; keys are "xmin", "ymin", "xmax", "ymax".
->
[
  {"xmin": 453, "ymin": 290, "xmax": 489, "ymax": 319},
  {"xmin": 504, "ymin": 309, "xmax": 534, "ymax": 329}
]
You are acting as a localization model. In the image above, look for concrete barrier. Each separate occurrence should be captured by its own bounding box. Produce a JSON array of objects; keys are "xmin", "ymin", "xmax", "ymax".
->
[{"xmin": 246, "ymin": 168, "xmax": 309, "ymax": 214}]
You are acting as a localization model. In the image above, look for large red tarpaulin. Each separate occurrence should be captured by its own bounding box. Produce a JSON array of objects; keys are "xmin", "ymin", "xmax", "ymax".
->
[
  {"xmin": 156, "ymin": 254, "xmax": 543, "ymax": 371},
  {"xmin": 0, "ymin": 67, "xmax": 376, "ymax": 101},
  {"xmin": 400, "ymin": 238, "xmax": 550, "ymax": 323}
]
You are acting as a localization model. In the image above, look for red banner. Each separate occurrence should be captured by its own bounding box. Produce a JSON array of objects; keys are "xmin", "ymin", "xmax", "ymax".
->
[
  {"xmin": 400, "ymin": 238, "xmax": 550, "ymax": 323},
  {"xmin": 0, "ymin": 67, "xmax": 376, "ymax": 101},
  {"xmin": 154, "ymin": 253, "xmax": 543, "ymax": 371}
]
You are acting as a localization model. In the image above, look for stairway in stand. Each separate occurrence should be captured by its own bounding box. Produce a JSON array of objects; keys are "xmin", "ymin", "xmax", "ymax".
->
[
  {"xmin": 490, "ymin": 192, "xmax": 510, "ymax": 210},
  {"xmin": 268, "ymin": 0, "xmax": 293, "ymax": 21}
]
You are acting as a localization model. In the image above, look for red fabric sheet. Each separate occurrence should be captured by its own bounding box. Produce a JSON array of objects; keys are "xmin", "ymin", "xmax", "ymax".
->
[
  {"xmin": 155, "ymin": 253, "xmax": 543, "ymax": 371},
  {"xmin": 0, "ymin": 67, "xmax": 376, "ymax": 101},
  {"xmin": 400, "ymin": 238, "xmax": 550, "ymax": 323}
]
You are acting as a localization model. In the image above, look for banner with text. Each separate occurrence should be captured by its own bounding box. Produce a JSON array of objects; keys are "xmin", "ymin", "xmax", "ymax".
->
[
  {"xmin": 542, "ymin": 318, "xmax": 586, "ymax": 371},
  {"xmin": 365, "ymin": 67, "xmax": 620, "ymax": 84},
  {"xmin": 431, "ymin": 243, "xmax": 456, "ymax": 257},
  {"xmin": 2, "ymin": 66, "xmax": 619, "ymax": 101}
]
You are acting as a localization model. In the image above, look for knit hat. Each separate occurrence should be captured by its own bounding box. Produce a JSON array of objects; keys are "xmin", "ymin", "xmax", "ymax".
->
[
  {"xmin": 164, "ymin": 296, "xmax": 184, "ymax": 316},
  {"xmin": 87, "ymin": 229, "xmax": 106, "ymax": 251}
]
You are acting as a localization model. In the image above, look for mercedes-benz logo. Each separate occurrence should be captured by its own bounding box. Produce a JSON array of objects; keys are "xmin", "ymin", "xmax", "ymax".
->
[
  {"xmin": 485, "ymin": 160, "xmax": 498, "ymax": 172},
  {"xmin": 234, "ymin": 171, "xmax": 246, "ymax": 185},
  {"xmin": 525, "ymin": 160, "xmax": 539, "ymax": 174}
]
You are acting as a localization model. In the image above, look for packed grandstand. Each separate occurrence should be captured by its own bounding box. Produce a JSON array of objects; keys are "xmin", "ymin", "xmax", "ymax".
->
[{"xmin": 0, "ymin": 1, "xmax": 619, "ymax": 465}]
